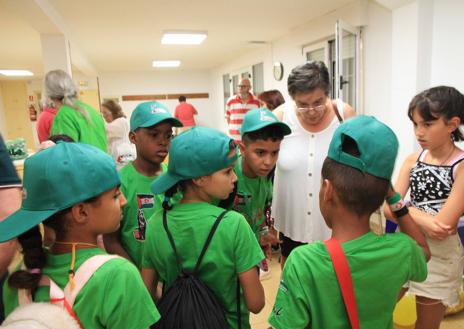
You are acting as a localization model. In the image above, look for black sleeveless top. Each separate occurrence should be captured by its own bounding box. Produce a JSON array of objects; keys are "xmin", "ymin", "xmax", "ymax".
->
[{"xmin": 409, "ymin": 150, "xmax": 464, "ymax": 216}]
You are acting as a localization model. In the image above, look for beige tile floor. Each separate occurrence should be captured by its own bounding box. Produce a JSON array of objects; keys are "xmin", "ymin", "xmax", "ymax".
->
[{"xmin": 250, "ymin": 254, "xmax": 464, "ymax": 329}]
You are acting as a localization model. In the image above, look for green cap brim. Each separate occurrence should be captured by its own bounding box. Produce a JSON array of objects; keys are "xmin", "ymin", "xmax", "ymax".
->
[
  {"xmin": 133, "ymin": 116, "xmax": 183, "ymax": 131},
  {"xmin": 151, "ymin": 171, "xmax": 184, "ymax": 194},
  {"xmin": 0, "ymin": 208, "xmax": 58, "ymax": 242},
  {"xmin": 241, "ymin": 121, "xmax": 291, "ymax": 136}
]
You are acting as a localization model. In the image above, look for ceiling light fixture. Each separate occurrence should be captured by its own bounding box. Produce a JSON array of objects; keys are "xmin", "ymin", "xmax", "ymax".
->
[
  {"xmin": 152, "ymin": 60, "xmax": 181, "ymax": 68},
  {"xmin": 0, "ymin": 70, "xmax": 34, "ymax": 77},
  {"xmin": 161, "ymin": 31, "xmax": 207, "ymax": 45}
]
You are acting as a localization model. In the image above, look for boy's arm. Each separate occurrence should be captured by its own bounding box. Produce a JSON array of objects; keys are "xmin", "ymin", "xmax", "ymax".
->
[
  {"xmin": 384, "ymin": 152, "xmax": 417, "ymax": 220},
  {"xmin": 103, "ymin": 229, "xmax": 134, "ymax": 263},
  {"xmin": 386, "ymin": 186, "xmax": 431, "ymax": 261},
  {"xmin": 238, "ymin": 267, "xmax": 264, "ymax": 313},
  {"xmin": 141, "ymin": 267, "xmax": 159, "ymax": 301}
]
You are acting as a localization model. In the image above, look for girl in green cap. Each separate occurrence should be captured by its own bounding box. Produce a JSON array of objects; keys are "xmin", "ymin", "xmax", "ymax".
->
[
  {"xmin": 142, "ymin": 126, "xmax": 265, "ymax": 329},
  {"xmin": 1, "ymin": 142, "xmax": 160, "ymax": 329}
]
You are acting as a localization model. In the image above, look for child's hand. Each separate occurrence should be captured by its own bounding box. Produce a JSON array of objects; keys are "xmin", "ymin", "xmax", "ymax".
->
[
  {"xmin": 423, "ymin": 217, "xmax": 454, "ymax": 240},
  {"xmin": 260, "ymin": 227, "xmax": 281, "ymax": 246}
]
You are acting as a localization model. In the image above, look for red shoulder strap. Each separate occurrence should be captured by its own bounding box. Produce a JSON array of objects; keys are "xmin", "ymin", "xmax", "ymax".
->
[{"xmin": 324, "ymin": 238, "xmax": 360, "ymax": 329}]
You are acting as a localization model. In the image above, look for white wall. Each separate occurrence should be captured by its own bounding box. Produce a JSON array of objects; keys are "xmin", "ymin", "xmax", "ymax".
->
[
  {"xmin": 363, "ymin": 1, "xmax": 392, "ymax": 122},
  {"xmin": 0, "ymin": 88, "xmax": 6, "ymax": 136},
  {"xmin": 389, "ymin": 1, "xmax": 419, "ymax": 175},
  {"xmin": 98, "ymin": 70, "xmax": 217, "ymax": 128},
  {"xmin": 430, "ymin": 0, "xmax": 464, "ymax": 89}
]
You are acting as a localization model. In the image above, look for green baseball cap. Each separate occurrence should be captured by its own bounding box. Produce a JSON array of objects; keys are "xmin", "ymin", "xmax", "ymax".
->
[
  {"xmin": 240, "ymin": 108, "xmax": 291, "ymax": 136},
  {"xmin": 0, "ymin": 142, "xmax": 121, "ymax": 243},
  {"xmin": 327, "ymin": 115, "xmax": 399, "ymax": 180},
  {"xmin": 151, "ymin": 126, "xmax": 238, "ymax": 194},
  {"xmin": 130, "ymin": 101, "xmax": 182, "ymax": 131}
]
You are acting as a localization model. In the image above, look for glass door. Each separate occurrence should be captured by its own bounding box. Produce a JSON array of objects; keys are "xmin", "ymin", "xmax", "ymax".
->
[{"xmin": 335, "ymin": 20, "xmax": 361, "ymax": 112}]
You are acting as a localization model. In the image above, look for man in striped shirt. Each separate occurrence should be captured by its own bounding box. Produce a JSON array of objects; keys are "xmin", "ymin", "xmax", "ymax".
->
[{"xmin": 225, "ymin": 78, "xmax": 260, "ymax": 142}]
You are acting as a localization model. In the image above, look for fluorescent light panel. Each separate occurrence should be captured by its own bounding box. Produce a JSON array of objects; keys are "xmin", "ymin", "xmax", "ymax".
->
[
  {"xmin": 0, "ymin": 70, "xmax": 33, "ymax": 77},
  {"xmin": 152, "ymin": 60, "xmax": 181, "ymax": 68},
  {"xmin": 161, "ymin": 31, "xmax": 207, "ymax": 45}
]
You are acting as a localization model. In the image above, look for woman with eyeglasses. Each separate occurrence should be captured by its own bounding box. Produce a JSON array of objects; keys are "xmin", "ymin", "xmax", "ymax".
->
[{"xmin": 271, "ymin": 61, "xmax": 356, "ymax": 267}]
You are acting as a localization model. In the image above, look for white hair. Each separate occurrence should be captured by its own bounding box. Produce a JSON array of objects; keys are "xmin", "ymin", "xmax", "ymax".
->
[{"xmin": 43, "ymin": 70, "xmax": 89, "ymax": 120}]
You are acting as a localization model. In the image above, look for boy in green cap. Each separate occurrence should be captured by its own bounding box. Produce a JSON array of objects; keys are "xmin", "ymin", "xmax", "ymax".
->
[
  {"xmin": 269, "ymin": 115, "xmax": 430, "ymax": 329},
  {"xmin": 229, "ymin": 108, "xmax": 291, "ymax": 277},
  {"xmin": 0, "ymin": 142, "xmax": 160, "ymax": 328},
  {"xmin": 142, "ymin": 126, "xmax": 265, "ymax": 329},
  {"xmin": 103, "ymin": 101, "xmax": 182, "ymax": 268}
]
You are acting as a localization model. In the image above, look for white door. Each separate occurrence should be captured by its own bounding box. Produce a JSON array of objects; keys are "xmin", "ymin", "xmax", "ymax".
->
[{"xmin": 335, "ymin": 20, "xmax": 361, "ymax": 112}]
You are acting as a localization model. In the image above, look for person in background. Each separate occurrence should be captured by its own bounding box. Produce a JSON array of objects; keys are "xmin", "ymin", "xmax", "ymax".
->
[
  {"xmin": 225, "ymin": 78, "xmax": 260, "ymax": 142},
  {"xmin": 174, "ymin": 95, "xmax": 198, "ymax": 134},
  {"xmin": 0, "ymin": 134, "xmax": 22, "ymax": 322},
  {"xmin": 36, "ymin": 102, "xmax": 57, "ymax": 143},
  {"xmin": 257, "ymin": 90, "xmax": 285, "ymax": 111},
  {"xmin": 45, "ymin": 69, "xmax": 107, "ymax": 152},
  {"xmin": 272, "ymin": 61, "xmax": 355, "ymax": 267},
  {"xmin": 101, "ymin": 100, "xmax": 133, "ymax": 167}
]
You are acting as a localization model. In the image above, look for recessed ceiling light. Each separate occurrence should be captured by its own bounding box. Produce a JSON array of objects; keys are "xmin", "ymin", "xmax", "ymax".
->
[
  {"xmin": 152, "ymin": 60, "xmax": 181, "ymax": 68},
  {"xmin": 0, "ymin": 70, "xmax": 34, "ymax": 77},
  {"xmin": 161, "ymin": 31, "xmax": 207, "ymax": 45}
]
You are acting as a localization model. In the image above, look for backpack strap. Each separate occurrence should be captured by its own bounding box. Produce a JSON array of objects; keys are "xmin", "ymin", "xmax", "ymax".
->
[
  {"xmin": 17, "ymin": 255, "xmax": 119, "ymax": 323},
  {"xmin": 163, "ymin": 209, "xmax": 184, "ymax": 274},
  {"xmin": 63, "ymin": 254, "xmax": 119, "ymax": 307},
  {"xmin": 162, "ymin": 209, "xmax": 229, "ymax": 275},
  {"xmin": 193, "ymin": 210, "xmax": 229, "ymax": 273},
  {"xmin": 324, "ymin": 238, "xmax": 360, "ymax": 329}
]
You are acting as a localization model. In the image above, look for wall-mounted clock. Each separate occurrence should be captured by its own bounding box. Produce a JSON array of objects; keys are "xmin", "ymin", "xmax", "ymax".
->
[{"xmin": 273, "ymin": 62, "xmax": 284, "ymax": 81}]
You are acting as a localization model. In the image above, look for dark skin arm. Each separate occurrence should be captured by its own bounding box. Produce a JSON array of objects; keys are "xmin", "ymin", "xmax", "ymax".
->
[{"xmin": 386, "ymin": 185, "xmax": 431, "ymax": 261}]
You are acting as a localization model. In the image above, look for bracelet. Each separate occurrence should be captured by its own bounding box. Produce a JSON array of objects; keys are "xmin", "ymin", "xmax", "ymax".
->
[
  {"xmin": 390, "ymin": 199, "xmax": 406, "ymax": 212},
  {"xmin": 395, "ymin": 206, "xmax": 409, "ymax": 218},
  {"xmin": 387, "ymin": 192, "xmax": 401, "ymax": 205}
]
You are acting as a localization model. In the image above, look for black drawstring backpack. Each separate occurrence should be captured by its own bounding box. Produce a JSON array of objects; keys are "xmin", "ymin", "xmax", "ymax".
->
[{"xmin": 152, "ymin": 209, "xmax": 242, "ymax": 329}]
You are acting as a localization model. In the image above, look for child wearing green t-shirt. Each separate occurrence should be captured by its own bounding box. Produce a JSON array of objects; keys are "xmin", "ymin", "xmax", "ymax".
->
[
  {"xmin": 269, "ymin": 116, "xmax": 431, "ymax": 329},
  {"xmin": 141, "ymin": 126, "xmax": 265, "ymax": 329},
  {"xmin": 0, "ymin": 142, "xmax": 160, "ymax": 329},
  {"xmin": 232, "ymin": 108, "xmax": 291, "ymax": 276},
  {"xmin": 103, "ymin": 101, "xmax": 182, "ymax": 268}
]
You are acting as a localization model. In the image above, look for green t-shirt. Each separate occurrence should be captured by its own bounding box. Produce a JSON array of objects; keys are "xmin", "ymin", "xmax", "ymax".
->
[
  {"xmin": 51, "ymin": 100, "xmax": 108, "ymax": 152},
  {"xmin": 232, "ymin": 158, "xmax": 273, "ymax": 239},
  {"xmin": 142, "ymin": 202, "xmax": 264, "ymax": 329},
  {"xmin": 268, "ymin": 232, "xmax": 427, "ymax": 329},
  {"xmin": 3, "ymin": 248, "xmax": 159, "ymax": 329},
  {"xmin": 119, "ymin": 162, "xmax": 167, "ymax": 268}
]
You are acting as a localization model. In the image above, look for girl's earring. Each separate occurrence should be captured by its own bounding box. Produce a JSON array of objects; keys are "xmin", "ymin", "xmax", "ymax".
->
[{"xmin": 451, "ymin": 133, "xmax": 456, "ymax": 142}]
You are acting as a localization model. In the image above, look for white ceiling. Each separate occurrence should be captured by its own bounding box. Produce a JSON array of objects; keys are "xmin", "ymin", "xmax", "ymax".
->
[{"xmin": 0, "ymin": 0, "xmax": 399, "ymax": 78}]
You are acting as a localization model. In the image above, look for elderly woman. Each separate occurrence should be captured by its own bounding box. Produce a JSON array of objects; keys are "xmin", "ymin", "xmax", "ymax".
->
[
  {"xmin": 272, "ymin": 61, "xmax": 356, "ymax": 266},
  {"xmin": 46, "ymin": 69, "xmax": 107, "ymax": 152}
]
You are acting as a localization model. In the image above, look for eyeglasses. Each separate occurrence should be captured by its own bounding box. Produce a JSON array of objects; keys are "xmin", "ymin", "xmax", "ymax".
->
[
  {"xmin": 238, "ymin": 85, "xmax": 250, "ymax": 88},
  {"xmin": 296, "ymin": 104, "xmax": 326, "ymax": 113}
]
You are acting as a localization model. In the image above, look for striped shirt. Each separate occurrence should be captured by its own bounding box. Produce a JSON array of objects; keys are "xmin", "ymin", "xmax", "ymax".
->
[{"xmin": 226, "ymin": 93, "xmax": 260, "ymax": 141}]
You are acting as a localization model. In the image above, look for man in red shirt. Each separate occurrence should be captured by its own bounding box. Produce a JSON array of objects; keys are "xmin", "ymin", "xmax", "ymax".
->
[
  {"xmin": 225, "ymin": 78, "xmax": 260, "ymax": 142},
  {"xmin": 174, "ymin": 95, "xmax": 197, "ymax": 134}
]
